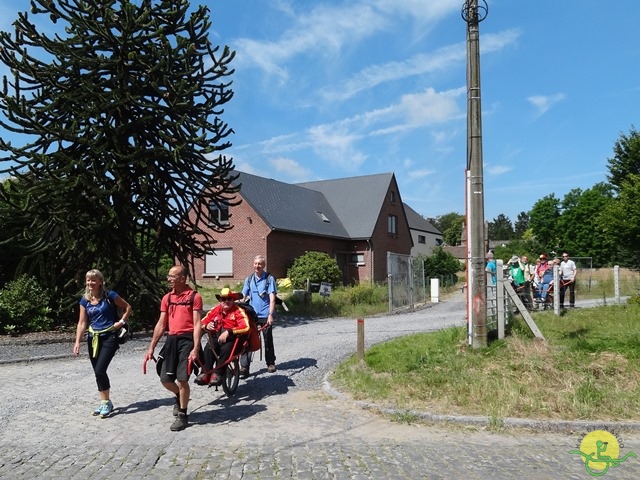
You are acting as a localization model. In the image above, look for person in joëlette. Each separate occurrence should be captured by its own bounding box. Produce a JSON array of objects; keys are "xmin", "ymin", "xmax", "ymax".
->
[{"xmin": 195, "ymin": 287, "xmax": 250, "ymax": 386}]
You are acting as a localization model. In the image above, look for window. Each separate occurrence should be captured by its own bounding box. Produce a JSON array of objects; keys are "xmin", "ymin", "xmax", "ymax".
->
[
  {"xmin": 209, "ymin": 201, "xmax": 229, "ymax": 225},
  {"xmin": 388, "ymin": 214, "xmax": 397, "ymax": 235},
  {"xmin": 349, "ymin": 253, "xmax": 365, "ymax": 265},
  {"xmin": 316, "ymin": 211, "xmax": 330, "ymax": 222},
  {"xmin": 205, "ymin": 248, "xmax": 233, "ymax": 276},
  {"xmin": 418, "ymin": 235, "xmax": 426, "ymax": 244},
  {"xmin": 389, "ymin": 190, "xmax": 396, "ymax": 203}
]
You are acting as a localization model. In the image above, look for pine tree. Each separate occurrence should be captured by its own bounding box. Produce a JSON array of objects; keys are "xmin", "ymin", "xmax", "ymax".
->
[{"xmin": 0, "ymin": 0, "xmax": 237, "ymax": 322}]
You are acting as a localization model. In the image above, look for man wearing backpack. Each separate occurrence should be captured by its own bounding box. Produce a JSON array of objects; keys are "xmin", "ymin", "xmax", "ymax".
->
[
  {"xmin": 145, "ymin": 265, "xmax": 203, "ymax": 431},
  {"xmin": 240, "ymin": 255, "xmax": 278, "ymax": 376}
]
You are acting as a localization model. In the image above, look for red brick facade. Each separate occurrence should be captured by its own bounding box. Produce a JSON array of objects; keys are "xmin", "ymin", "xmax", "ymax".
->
[{"xmin": 189, "ymin": 177, "xmax": 412, "ymax": 287}]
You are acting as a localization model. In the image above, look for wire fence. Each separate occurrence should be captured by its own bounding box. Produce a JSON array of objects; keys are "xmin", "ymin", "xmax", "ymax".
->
[{"xmin": 387, "ymin": 252, "xmax": 426, "ymax": 313}]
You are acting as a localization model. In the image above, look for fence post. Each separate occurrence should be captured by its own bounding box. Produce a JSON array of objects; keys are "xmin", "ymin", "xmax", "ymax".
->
[
  {"xmin": 496, "ymin": 265, "xmax": 505, "ymax": 340},
  {"xmin": 357, "ymin": 318, "xmax": 365, "ymax": 362},
  {"xmin": 430, "ymin": 278, "xmax": 440, "ymax": 303},
  {"xmin": 614, "ymin": 265, "xmax": 620, "ymax": 303}
]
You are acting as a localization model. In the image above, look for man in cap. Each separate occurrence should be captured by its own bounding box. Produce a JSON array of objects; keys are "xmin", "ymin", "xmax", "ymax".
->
[{"xmin": 195, "ymin": 288, "xmax": 250, "ymax": 386}]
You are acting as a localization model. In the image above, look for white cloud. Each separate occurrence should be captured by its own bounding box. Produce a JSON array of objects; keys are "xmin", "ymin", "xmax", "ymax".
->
[
  {"xmin": 486, "ymin": 165, "xmax": 512, "ymax": 175},
  {"xmin": 527, "ymin": 93, "xmax": 566, "ymax": 117},
  {"xmin": 269, "ymin": 156, "xmax": 312, "ymax": 181}
]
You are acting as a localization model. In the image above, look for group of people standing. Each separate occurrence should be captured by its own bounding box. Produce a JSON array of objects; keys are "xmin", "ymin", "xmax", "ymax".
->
[
  {"xmin": 73, "ymin": 254, "xmax": 279, "ymax": 432},
  {"xmin": 486, "ymin": 251, "xmax": 578, "ymax": 309}
]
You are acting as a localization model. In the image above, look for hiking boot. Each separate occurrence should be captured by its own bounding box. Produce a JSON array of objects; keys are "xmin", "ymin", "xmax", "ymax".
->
[
  {"xmin": 92, "ymin": 401, "xmax": 106, "ymax": 416},
  {"xmin": 194, "ymin": 373, "xmax": 210, "ymax": 386},
  {"xmin": 170, "ymin": 412, "xmax": 188, "ymax": 431},
  {"xmin": 239, "ymin": 367, "xmax": 250, "ymax": 379},
  {"xmin": 100, "ymin": 400, "xmax": 113, "ymax": 418},
  {"xmin": 209, "ymin": 373, "xmax": 223, "ymax": 386},
  {"xmin": 267, "ymin": 364, "xmax": 277, "ymax": 373}
]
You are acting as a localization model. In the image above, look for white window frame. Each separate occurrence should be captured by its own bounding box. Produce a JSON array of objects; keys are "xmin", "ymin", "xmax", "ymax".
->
[{"xmin": 349, "ymin": 253, "xmax": 365, "ymax": 266}]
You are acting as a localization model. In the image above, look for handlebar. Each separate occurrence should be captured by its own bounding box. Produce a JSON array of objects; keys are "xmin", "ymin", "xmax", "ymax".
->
[{"xmin": 143, "ymin": 353, "xmax": 156, "ymax": 374}]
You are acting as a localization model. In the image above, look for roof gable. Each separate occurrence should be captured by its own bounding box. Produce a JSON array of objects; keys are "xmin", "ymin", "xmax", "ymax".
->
[
  {"xmin": 296, "ymin": 172, "xmax": 395, "ymax": 238},
  {"xmin": 233, "ymin": 172, "xmax": 350, "ymax": 238},
  {"xmin": 403, "ymin": 203, "xmax": 442, "ymax": 235}
]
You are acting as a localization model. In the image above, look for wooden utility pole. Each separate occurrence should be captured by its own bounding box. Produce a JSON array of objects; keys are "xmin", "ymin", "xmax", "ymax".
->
[{"xmin": 462, "ymin": 0, "xmax": 488, "ymax": 348}]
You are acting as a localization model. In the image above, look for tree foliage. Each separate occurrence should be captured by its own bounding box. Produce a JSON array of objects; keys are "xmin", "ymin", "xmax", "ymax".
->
[
  {"xmin": 556, "ymin": 183, "xmax": 615, "ymax": 263},
  {"xmin": 488, "ymin": 214, "xmax": 514, "ymax": 240},
  {"xmin": 606, "ymin": 126, "xmax": 640, "ymax": 192},
  {"xmin": 0, "ymin": 0, "xmax": 237, "ymax": 323},
  {"xmin": 602, "ymin": 174, "xmax": 640, "ymax": 266},
  {"xmin": 286, "ymin": 251, "xmax": 343, "ymax": 290},
  {"xmin": 513, "ymin": 211, "xmax": 529, "ymax": 238},
  {"xmin": 528, "ymin": 194, "xmax": 560, "ymax": 254},
  {"xmin": 432, "ymin": 212, "xmax": 465, "ymax": 246},
  {"xmin": 417, "ymin": 247, "xmax": 461, "ymax": 286}
]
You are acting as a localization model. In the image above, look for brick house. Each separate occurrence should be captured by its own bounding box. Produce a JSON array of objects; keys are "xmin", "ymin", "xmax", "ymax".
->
[{"xmin": 190, "ymin": 171, "xmax": 413, "ymax": 286}]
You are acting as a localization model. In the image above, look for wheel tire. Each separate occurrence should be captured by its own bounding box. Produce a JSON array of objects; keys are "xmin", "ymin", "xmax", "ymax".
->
[{"xmin": 222, "ymin": 359, "xmax": 239, "ymax": 396}]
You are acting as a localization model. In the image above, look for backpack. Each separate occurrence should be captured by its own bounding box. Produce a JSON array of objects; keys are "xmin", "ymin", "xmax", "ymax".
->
[
  {"xmin": 245, "ymin": 272, "xmax": 284, "ymax": 306},
  {"xmin": 167, "ymin": 289, "xmax": 197, "ymax": 308},
  {"xmin": 106, "ymin": 296, "xmax": 130, "ymax": 345},
  {"xmin": 237, "ymin": 302, "xmax": 261, "ymax": 352}
]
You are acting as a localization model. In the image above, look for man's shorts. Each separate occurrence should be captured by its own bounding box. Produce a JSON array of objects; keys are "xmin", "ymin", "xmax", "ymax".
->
[{"xmin": 160, "ymin": 337, "xmax": 194, "ymax": 383}]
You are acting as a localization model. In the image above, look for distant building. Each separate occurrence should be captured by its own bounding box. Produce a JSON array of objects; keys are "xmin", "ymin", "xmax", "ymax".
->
[{"xmin": 403, "ymin": 203, "xmax": 442, "ymax": 256}]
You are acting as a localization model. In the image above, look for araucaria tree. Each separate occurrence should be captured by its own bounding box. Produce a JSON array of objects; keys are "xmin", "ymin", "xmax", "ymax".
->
[{"xmin": 0, "ymin": 0, "xmax": 237, "ymax": 322}]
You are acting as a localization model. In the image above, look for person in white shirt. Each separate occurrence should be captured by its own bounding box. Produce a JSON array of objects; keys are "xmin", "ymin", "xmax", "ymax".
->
[{"xmin": 559, "ymin": 252, "xmax": 578, "ymax": 308}]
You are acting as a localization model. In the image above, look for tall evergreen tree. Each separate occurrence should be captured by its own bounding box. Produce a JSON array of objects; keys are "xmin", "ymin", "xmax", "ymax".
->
[
  {"xmin": 513, "ymin": 211, "xmax": 529, "ymax": 239},
  {"xmin": 0, "ymin": 0, "xmax": 237, "ymax": 322},
  {"xmin": 488, "ymin": 214, "xmax": 513, "ymax": 241}
]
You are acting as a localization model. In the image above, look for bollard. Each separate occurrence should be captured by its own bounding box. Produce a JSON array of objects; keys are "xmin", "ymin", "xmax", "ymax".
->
[{"xmin": 357, "ymin": 318, "xmax": 364, "ymax": 362}]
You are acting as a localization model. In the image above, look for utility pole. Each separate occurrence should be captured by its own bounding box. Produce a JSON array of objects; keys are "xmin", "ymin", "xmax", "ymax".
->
[{"xmin": 462, "ymin": 0, "xmax": 488, "ymax": 348}]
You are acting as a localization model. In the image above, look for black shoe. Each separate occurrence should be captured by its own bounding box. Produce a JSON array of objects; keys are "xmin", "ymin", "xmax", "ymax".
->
[
  {"xmin": 239, "ymin": 367, "xmax": 250, "ymax": 379},
  {"xmin": 170, "ymin": 412, "xmax": 188, "ymax": 431}
]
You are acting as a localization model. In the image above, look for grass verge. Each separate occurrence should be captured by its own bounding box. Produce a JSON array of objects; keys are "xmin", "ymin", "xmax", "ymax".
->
[{"xmin": 331, "ymin": 303, "xmax": 640, "ymax": 422}]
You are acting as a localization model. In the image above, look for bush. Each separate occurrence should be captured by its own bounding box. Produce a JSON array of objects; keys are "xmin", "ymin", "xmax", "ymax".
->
[
  {"xmin": 0, "ymin": 274, "xmax": 54, "ymax": 334},
  {"xmin": 417, "ymin": 247, "xmax": 462, "ymax": 287},
  {"xmin": 287, "ymin": 251, "xmax": 342, "ymax": 289}
]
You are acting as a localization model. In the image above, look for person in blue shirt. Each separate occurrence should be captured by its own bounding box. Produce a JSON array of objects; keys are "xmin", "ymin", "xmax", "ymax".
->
[
  {"xmin": 73, "ymin": 269, "xmax": 132, "ymax": 418},
  {"xmin": 485, "ymin": 252, "xmax": 497, "ymax": 285},
  {"xmin": 240, "ymin": 255, "xmax": 278, "ymax": 376}
]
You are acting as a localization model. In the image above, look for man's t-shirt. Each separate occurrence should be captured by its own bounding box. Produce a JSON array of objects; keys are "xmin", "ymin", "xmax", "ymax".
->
[{"xmin": 161, "ymin": 287, "xmax": 203, "ymax": 335}]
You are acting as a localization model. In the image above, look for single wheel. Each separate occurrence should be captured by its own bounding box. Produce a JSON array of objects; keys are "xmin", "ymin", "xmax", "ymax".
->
[{"xmin": 222, "ymin": 358, "xmax": 239, "ymax": 396}]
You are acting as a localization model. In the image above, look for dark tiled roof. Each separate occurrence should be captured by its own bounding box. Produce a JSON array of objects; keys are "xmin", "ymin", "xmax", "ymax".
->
[
  {"xmin": 234, "ymin": 172, "xmax": 350, "ymax": 238},
  {"xmin": 296, "ymin": 172, "xmax": 395, "ymax": 239},
  {"xmin": 403, "ymin": 203, "xmax": 441, "ymax": 235}
]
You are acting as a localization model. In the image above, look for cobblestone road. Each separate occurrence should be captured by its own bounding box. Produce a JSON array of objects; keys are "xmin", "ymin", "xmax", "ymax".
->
[{"xmin": 1, "ymin": 293, "xmax": 639, "ymax": 479}]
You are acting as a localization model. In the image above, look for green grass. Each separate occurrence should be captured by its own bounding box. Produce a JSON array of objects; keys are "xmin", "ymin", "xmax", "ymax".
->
[{"xmin": 331, "ymin": 303, "xmax": 640, "ymax": 422}]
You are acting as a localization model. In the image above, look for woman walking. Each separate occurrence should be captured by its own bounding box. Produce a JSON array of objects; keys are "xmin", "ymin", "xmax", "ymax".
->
[{"xmin": 73, "ymin": 269, "xmax": 132, "ymax": 418}]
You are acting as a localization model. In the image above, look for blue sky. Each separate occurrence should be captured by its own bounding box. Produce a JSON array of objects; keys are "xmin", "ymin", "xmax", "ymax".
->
[{"xmin": 1, "ymin": 1, "xmax": 638, "ymax": 224}]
